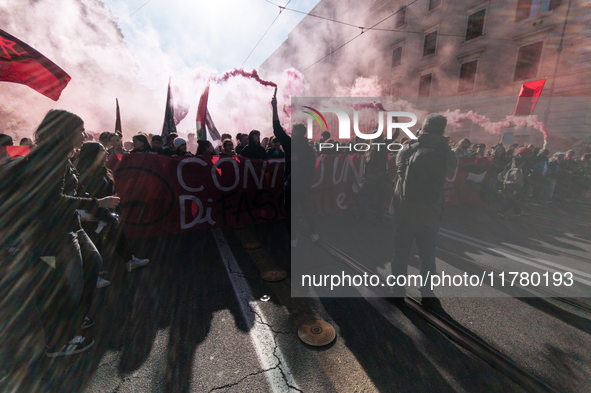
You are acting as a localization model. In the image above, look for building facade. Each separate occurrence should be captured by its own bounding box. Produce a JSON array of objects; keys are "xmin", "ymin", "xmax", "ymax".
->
[{"xmin": 261, "ymin": 0, "xmax": 591, "ymax": 147}]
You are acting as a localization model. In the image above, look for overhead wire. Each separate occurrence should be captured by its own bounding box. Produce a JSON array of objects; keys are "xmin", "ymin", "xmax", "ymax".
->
[
  {"xmin": 301, "ymin": 0, "xmax": 420, "ymax": 71},
  {"xmin": 242, "ymin": 0, "xmax": 293, "ymax": 66},
  {"xmin": 263, "ymin": 0, "xmax": 517, "ymax": 71},
  {"xmin": 264, "ymin": 0, "xmax": 366, "ymax": 29},
  {"xmin": 117, "ymin": 0, "xmax": 156, "ymax": 27}
]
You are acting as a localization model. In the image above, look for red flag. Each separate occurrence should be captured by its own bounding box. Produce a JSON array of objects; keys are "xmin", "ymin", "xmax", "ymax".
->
[
  {"xmin": 115, "ymin": 98, "xmax": 122, "ymax": 133},
  {"xmin": 196, "ymin": 84, "xmax": 209, "ymax": 140},
  {"xmin": 514, "ymin": 79, "xmax": 545, "ymax": 116},
  {"xmin": 161, "ymin": 78, "xmax": 177, "ymax": 141},
  {"xmin": 0, "ymin": 29, "xmax": 70, "ymax": 101},
  {"xmin": 2, "ymin": 146, "xmax": 30, "ymax": 160}
]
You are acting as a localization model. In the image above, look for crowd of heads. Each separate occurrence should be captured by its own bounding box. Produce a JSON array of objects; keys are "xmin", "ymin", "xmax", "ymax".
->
[
  {"xmin": 64, "ymin": 126, "xmax": 288, "ymax": 162},
  {"xmin": 2, "ymin": 110, "xmax": 590, "ymax": 206}
]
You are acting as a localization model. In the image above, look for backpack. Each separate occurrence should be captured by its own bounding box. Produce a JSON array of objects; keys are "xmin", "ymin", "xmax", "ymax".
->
[
  {"xmin": 399, "ymin": 142, "xmax": 448, "ymax": 205},
  {"xmin": 498, "ymin": 161, "xmax": 525, "ymax": 191}
]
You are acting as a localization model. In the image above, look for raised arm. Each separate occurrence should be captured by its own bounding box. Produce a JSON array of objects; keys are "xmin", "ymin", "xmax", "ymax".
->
[{"xmin": 271, "ymin": 94, "xmax": 290, "ymax": 147}]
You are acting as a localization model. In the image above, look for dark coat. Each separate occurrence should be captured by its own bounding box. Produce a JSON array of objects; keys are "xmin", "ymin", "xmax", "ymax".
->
[
  {"xmin": 239, "ymin": 133, "xmax": 267, "ymax": 160},
  {"xmin": 273, "ymin": 120, "xmax": 315, "ymax": 189}
]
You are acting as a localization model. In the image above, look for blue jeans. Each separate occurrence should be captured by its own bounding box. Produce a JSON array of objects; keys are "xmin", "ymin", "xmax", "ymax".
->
[
  {"xmin": 391, "ymin": 220, "xmax": 439, "ymax": 296},
  {"xmin": 545, "ymin": 178, "xmax": 557, "ymax": 202}
]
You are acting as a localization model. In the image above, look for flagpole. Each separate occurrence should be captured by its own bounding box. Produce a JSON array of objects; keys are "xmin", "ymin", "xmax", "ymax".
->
[{"xmin": 516, "ymin": 125, "xmax": 527, "ymax": 145}]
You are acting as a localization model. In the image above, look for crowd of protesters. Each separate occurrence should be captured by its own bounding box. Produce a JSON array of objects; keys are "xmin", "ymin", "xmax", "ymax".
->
[
  {"xmin": 0, "ymin": 103, "xmax": 590, "ymax": 360},
  {"xmin": 447, "ymin": 137, "xmax": 590, "ymax": 217},
  {"xmin": 309, "ymin": 131, "xmax": 590, "ymax": 217}
]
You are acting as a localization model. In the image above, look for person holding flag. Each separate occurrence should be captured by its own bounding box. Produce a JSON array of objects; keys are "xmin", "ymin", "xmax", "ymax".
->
[{"xmin": 161, "ymin": 78, "xmax": 177, "ymax": 148}]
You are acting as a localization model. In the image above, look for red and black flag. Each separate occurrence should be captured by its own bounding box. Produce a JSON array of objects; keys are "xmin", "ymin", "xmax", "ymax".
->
[
  {"xmin": 514, "ymin": 79, "xmax": 546, "ymax": 116},
  {"xmin": 115, "ymin": 98, "xmax": 122, "ymax": 133},
  {"xmin": 161, "ymin": 78, "xmax": 177, "ymax": 142},
  {"xmin": 0, "ymin": 29, "xmax": 71, "ymax": 101}
]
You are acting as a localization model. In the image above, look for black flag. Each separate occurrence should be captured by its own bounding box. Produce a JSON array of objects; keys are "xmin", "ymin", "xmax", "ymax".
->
[
  {"xmin": 161, "ymin": 78, "xmax": 177, "ymax": 144},
  {"xmin": 115, "ymin": 98, "xmax": 122, "ymax": 133}
]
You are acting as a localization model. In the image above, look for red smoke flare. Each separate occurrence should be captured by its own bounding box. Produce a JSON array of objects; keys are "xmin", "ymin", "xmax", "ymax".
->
[
  {"xmin": 442, "ymin": 109, "xmax": 549, "ymax": 140},
  {"xmin": 212, "ymin": 67, "xmax": 277, "ymax": 88}
]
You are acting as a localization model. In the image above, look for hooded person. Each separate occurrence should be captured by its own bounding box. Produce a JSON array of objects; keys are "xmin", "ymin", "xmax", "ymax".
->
[
  {"xmin": 390, "ymin": 113, "xmax": 458, "ymax": 306},
  {"xmin": 498, "ymin": 147, "xmax": 532, "ymax": 218},
  {"xmin": 239, "ymin": 130, "xmax": 267, "ymax": 160}
]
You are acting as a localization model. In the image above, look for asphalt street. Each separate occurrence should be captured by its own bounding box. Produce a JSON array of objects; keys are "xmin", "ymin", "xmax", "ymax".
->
[{"xmin": 0, "ymin": 200, "xmax": 590, "ymax": 392}]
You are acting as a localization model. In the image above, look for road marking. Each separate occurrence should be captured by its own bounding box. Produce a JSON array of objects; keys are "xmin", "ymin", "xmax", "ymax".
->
[
  {"xmin": 439, "ymin": 229, "xmax": 591, "ymax": 287},
  {"xmin": 212, "ymin": 229, "xmax": 300, "ymax": 392}
]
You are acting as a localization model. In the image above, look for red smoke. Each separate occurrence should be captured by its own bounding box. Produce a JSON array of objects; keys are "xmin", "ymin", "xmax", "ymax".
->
[
  {"xmin": 442, "ymin": 109, "xmax": 549, "ymax": 140},
  {"xmin": 279, "ymin": 68, "xmax": 305, "ymax": 100},
  {"xmin": 351, "ymin": 101, "xmax": 386, "ymax": 111},
  {"xmin": 212, "ymin": 67, "xmax": 277, "ymax": 88},
  {"xmin": 328, "ymin": 99, "xmax": 387, "ymax": 112},
  {"xmin": 506, "ymin": 114, "xmax": 549, "ymax": 140}
]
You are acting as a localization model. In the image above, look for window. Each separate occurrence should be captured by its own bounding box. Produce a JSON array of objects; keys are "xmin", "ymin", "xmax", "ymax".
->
[
  {"xmin": 515, "ymin": 0, "xmax": 561, "ymax": 22},
  {"xmin": 396, "ymin": 6, "xmax": 406, "ymax": 28},
  {"xmin": 419, "ymin": 74, "xmax": 432, "ymax": 97},
  {"xmin": 423, "ymin": 31, "xmax": 437, "ymax": 56},
  {"xmin": 514, "ymin": 41, "xmax": 543, "ymax": 81},
  {"xmin": 389, "ymin": 84, "xmax": 399, "ymax": 97},
  {"xmin": 429, "ymin": 0, "xmax": 441, "ymax": 11},
  {"xmin": 368, "ymin": 59, "xmax": 376, "ymax": 75},
  {"xmin": 392, "ymin": 46, "xmax": 402, "ymax": 67},
  {"xmin": 458, "ymin": 60, "xmax": 478, "ymax": 92},
  {"xmin": 466, "ymin": 9, "xmax": 486, "ymax": 41}
]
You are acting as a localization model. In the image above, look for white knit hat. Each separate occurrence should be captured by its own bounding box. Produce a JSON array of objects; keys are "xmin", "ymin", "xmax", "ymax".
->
[{"xmin": 173, "ymin": 137, "xmax": 187, "ymax": 149}]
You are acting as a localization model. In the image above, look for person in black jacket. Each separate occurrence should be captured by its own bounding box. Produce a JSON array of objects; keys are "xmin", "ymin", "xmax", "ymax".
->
[
  {"xmin": 77, "ymin": 142, "xmax": 150, "ymax": 276},
  {"xmin": 0, "ymin": 110, "xmax": 120, "ymax": 357},
  {"xmin": 271, "ymin": 95, "xmax": 318, "ymax": 246},
  {"xmin": 390, "ymin": 113, "xmax": 458, "ymax": 306},
  {"xmin": 354, "ymin": 134, "xmax": 389, "ymax": 221},
  {"xmin": 130, "ymin": 133, "xmax": 153, "ymax": 153},
  {"xmin": 239, "ymin": 130, "xmax": 268, "ymax": 160},
  {"xmin": 498, "ymin": 147, "xmax": 532, "ymax": 218},
  {"xmin": 266, "ymin": 136, "xmax": 285, "ymax": 158},
  {"xmin": 235, "ymin": 133, "xmax": 248, "ymax": 155}
]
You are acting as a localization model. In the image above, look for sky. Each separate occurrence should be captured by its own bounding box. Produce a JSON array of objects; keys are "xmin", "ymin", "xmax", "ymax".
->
[
  {"xmin": 102, "ymin": 0, "xmax": 319, "ymax": 96},
  {"xmin": 0, "ymin": 0, "xmax": 319, "ymax": 139}
]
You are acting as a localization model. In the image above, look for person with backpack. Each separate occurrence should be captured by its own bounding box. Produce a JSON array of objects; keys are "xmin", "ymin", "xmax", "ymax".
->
[
  {"xmin": 497, "ymin": 147, "xmax": 532, "ymax": 218},
  {"xmin": 390, "ymin": 114, "xmax": 457, "ymax": 307}
]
